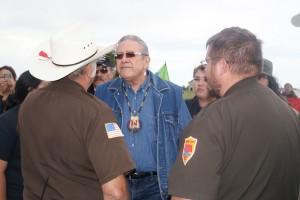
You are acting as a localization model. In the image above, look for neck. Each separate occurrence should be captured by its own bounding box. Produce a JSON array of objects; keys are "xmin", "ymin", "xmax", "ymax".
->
[
  {"xmin": 126, "ymin": 74, "xmax": 147, "ymax": 92},
  {"xmin": 220, "ymin": 74, "xmax": 254, "ymax": 96},
  {"xmin": 0, "ymin": 91, "xmax": 10, "ymax": 99},
  {"xmin": 71, "ymin": 77, "xmax": 91, "ymax": 91},
  {"xmin": 198, "ymin": 98, "xmax": 210, "ymax": 108}
]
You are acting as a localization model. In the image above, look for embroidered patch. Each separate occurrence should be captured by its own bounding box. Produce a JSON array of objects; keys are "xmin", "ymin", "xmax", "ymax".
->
[
  {"xmin": 105, "ymin": 123, "xmax": 124, "ymax": 139},
  {"xmin": 182, "ymin": 136, "xmax": 198, "ymax": 165}
]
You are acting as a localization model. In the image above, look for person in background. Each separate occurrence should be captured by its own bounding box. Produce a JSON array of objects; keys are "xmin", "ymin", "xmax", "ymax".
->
[
  {"xmin": 96, "ymin": 35, "xmax": 191, "ymax": 200},
  {"xmin": 282, "ymin": 83, "xmax": 300, "ymax": 113},
  {"xmin": 257, "ymin": 58, "xmax": 282, "ymax": 97},
  {"xmin": 0, "ymin": 71, "xmax": 46, "ymax": 200},
  {"xmin": 18, "ymin": 27, "xmax": 134, "ymax": 200},
  {"xmin": 169, "ymin": 27, "xmax": 300, "ymax": 200},
  {"xmin": 185, "ymin": 64, "xmax": 218, "ymax": 118},
  {"xmin": 88, "ymin": 56, "xmax": 116, "ymax": 94},
  {"xmin": 257, "ymin": 60, "xmax": 300, "ymax": 114},
  {"xmin": 0, "ymin": 66, "xmax": 17, "ymax": 114}
]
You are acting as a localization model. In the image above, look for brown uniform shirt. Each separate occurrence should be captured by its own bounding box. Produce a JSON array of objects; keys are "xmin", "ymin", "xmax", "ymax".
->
[
  {"xmin": 19, "ymin": 78, "xmax": 135, "ymax": 200},
  {"xmin": 169, "ymin": 77, "xmax": 300, "ymax": 200}
]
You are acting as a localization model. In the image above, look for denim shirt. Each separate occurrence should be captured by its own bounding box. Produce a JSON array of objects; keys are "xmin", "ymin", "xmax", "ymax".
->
[
  {"xmin": 95, "ymin": 71, "xmax": 192, "ymax": 199},
  {"xmin": 122, "ymin": 76, "xmax": 157, "ymax": 172}
]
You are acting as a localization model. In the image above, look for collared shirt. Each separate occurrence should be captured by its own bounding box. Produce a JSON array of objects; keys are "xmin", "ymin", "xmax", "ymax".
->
[
  {"xmin": 95, "ymin": 70, "xmax": 192, "ymax": 198},
  {"xmin": 19, "ymin": 78, "xmax": 134, "ymax": 200},
  {"xmin": 122, "ymin": 75, "xmax": 157, "ymax": 172},
  {"xmin": 169, "ymin": 77, "xmax": 300, "ymax": 200}
]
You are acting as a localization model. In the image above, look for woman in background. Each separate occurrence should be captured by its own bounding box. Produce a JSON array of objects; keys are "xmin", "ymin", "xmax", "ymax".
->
[
  {"xmin": 0, "ymin": 71, "xmax": 47, "ymax": 200},
  {"xmin": 185, "ymin": 64, "xmax": 218, "ymax": 118},
  {"xmin": 0, "ymin": 66, "xmax": 17, "ymax": 114}
]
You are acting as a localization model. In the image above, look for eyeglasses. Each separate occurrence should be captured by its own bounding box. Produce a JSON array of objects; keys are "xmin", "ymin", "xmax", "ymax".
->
[
  {"xmin": 115, "ymin": 51, "xmax": 148, "ymax": 60},
  {"xmin": 200, "ymin": 57, "xmax": 223, "ymax": 65},
  {"xmin": 0, "ymin": 74, "xmax": 13, "ymax": 80},
  {"xmin": 97, "ymin": 67, "xmax": 108, "ymax": 74}
]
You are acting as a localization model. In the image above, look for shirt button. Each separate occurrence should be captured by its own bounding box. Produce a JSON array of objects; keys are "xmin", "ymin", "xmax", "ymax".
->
[{"xmin": 131, "ymin": 143, "xmax": 134, "ymax": 147}]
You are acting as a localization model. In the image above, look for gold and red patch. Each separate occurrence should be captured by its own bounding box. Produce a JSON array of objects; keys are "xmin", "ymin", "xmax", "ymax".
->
[{"xmin": 182, "ymin": 136, "xmax": 198, "ymax": 165}]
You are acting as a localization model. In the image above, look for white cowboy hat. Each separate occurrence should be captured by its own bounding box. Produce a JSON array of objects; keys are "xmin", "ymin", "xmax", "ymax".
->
[
  {"xmin": 291, "ymin": 13, "xmax": 300, "ymax": 27},
  {"xmin": 29, "ymin": 26, "xmax": 116, "ymax": 81}
]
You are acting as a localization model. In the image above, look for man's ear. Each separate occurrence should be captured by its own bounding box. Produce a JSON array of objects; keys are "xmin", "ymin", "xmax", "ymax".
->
[
  {"xmin": 144, "ymin": 56, "xmax": 150, "ymax": 70},
  {"xmin": 219, "ymin": 58, "xmax": 229, "ymax": 76}
]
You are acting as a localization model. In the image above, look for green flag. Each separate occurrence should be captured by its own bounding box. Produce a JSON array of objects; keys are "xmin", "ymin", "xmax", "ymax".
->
[{"xmin": 156, "ymin": 62, "xmax": 169, "ymax": 81}]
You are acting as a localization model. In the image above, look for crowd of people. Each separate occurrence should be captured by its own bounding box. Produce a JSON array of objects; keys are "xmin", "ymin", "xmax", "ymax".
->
[{"xmin": 0, "ymin": 25, "xmax": 300, "ymax": 200}]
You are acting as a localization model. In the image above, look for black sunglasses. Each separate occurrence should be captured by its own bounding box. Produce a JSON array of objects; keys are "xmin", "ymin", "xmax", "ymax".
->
[
  {"xmin": 115, "ymin": 51, "xmax": 148, "ymax": 60},
  {"xmin": 97, "ymin": 67, "xmax": 108, "ymax": 74}
]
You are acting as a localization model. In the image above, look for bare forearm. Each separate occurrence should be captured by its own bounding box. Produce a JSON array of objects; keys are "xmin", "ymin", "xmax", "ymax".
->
[
  {"xmin": 102, "ymin": 175, "xmax": 130, "ymax": 200},
  {"xmin": 103, "ymin": 192, "xmax": 129, "ymax": 200},
  {"xmin": 171, "ymin": 196, "xmax": 191, "ymax": 200},
  {"xmin": 0, "ymin": 173, "xmax": 7, "ymax": 200}
]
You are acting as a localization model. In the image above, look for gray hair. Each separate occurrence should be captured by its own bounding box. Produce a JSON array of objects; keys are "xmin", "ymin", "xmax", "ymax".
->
[
  {"xmin": 68, "ymin": 66, "xmax": 86, "ymax": 80},
  {"xmin": 117, "ymin": 35, "xmax": 149, "ymax": 55}
]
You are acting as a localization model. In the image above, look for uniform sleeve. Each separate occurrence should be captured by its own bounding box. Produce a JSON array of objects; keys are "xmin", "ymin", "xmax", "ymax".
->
[
  {"xmin": 85, "ymin": 105, "xmax": 135, "ymax": 185},
  {"xmin": 168, "ymin": 111, "xmax": 224, "ymax": 200},
  {"xmin": 0, "ymin": 110, "xmax": 18, "ymax": 162}
]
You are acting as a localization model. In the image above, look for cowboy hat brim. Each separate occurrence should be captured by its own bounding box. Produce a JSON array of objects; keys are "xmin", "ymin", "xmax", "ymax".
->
[
  {"xmin": 291, "ymin": 13, "xmax": 300, "ymax": 27},
  {"xmin": 29, "ymin": 43, "xmax": 116, "ymax": 81}
]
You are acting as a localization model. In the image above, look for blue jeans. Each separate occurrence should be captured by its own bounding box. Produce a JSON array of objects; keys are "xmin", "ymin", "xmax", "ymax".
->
[{"xmin": 127, "ymin": 175, "xmax": 162, "ymax": 200}]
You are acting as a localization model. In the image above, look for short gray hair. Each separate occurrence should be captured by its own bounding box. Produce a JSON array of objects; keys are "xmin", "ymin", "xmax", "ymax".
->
[
  {"xmin": 68, "ymin": 66, "xmax": 86, "ymax": 80},
  {"xmin": 117, "ymin": 35, "xmax": 149, "ymax": 55}
]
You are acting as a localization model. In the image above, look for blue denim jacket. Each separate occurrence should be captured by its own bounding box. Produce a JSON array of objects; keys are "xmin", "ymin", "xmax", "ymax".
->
[{"xmin": 95, "ymin": 71, "xmax": 191, "ymax": 199}]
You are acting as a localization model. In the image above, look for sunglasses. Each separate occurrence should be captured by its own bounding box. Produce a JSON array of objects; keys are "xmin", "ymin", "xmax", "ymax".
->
[
  {"xmin": 115, "ymin": 51, "xmax": 148, "ymax": 60},
  {"xmin": 97, "ymin": 67, "xmax": 108, "ymax": 74}
]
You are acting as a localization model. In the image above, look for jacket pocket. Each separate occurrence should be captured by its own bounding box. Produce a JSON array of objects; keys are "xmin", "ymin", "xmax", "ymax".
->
[{"xmin": 163, "ymin": 113, "xmax": 180, "ymax": 144}]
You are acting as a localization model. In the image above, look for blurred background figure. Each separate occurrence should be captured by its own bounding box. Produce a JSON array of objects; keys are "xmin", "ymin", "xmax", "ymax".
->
[
  {"xmin": 88, "ymin": 56, "xmax": 116, "ymax": 94},
  {"xmin": 0, "ymin": 66, "xmax": 17, "ymax": 114},
  {"xmin": 0, "ymin": 71, "xmax": 46, "ymax": 200},
  {"xmin": 282, "ymin": 83, "xmax": 298, "ymax": 98},
  {"xmin": 185, "ymin": 64, "xmax": 218, "ymax": 118},
  {"xmin": 257, "ymin": 58, "xmax": 282, "ymax": 98},
  {"xmin": 282, "ymin": 83, "xmax": 300, "ymax": 113}
]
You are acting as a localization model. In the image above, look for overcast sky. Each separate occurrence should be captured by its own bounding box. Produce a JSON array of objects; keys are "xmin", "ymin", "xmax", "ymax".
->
[{"xmin": 1, "ymin": 0, "xmax": 299, "ymax": 87}]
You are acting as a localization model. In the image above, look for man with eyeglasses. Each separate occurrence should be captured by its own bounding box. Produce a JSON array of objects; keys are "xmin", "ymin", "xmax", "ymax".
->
[
  {"xmin": 168, "ymin": 27, "xmax": 300, "ymax": 200},
  {"xmin": 95, "ymin": 35, "xmax": 191, "ymax": 200}
]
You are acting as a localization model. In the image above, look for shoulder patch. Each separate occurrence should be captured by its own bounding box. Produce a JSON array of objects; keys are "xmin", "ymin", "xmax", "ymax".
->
[
  {"xmin": 182, "ymin": 136, "xmax": 198, "ymax": 165},
  {"xmin": 105, "ymin": 123, "xmax": 124, "ymax": 139}
]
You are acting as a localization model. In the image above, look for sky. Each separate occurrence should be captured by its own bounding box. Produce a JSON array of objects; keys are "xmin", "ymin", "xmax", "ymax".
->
[{"xmin": 1, "ymin": 0, "xmax": 300, "ymax": 87}]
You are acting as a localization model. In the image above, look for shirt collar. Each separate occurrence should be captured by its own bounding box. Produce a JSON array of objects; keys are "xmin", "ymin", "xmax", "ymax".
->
[
  {"xmin": 122, "ymin": 72, "xmax": 152, "ymax": 92},
  {"xmin": 223, "ymin": 76, "xmax": 257, "ymax": 97},
  {"xmin": 51, "ymin": 77, "xmax": 86, "ymax": 93}
]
